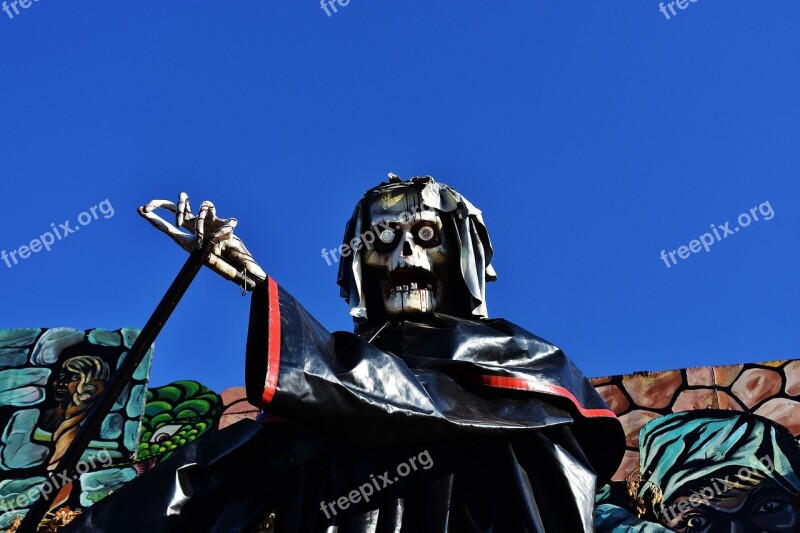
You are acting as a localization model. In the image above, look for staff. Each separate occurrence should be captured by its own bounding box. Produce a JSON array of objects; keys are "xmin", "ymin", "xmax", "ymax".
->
[{"xmin": 18, "ymin": 198, "xmax": 236, "ymax": 532}]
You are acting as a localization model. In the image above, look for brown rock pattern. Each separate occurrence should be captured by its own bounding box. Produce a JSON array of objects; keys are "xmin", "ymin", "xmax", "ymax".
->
[
  {"xmin": 755, "ymin": 398, "xmax": 800, "ymax": 436},
  {"xmin": 591, "ymin": 358, "xmax": 800, "ymax": 494},
  {"xmin": 686, "ymin": 366, "xmax": 714, "ymax": 386},
  {"xmin": 219, "ymin": 386, "xmax": 259, "ymax": 430},
  {"xmin": 623, "ymin": 371, "xmax": 682, "ymax": 409},
  {"xmin": 596, "ymin": 385, "xmax": 629, "ymax": 414},
  {"xmin": 220, "ymin": 386, "xmax": 253, "ymax": 414},
  {"xmin": 672, "ymin": 389, "xmax": 744, "ymax": 412},
  {"xmin": 619, "ymin": 409, "xmax": 661, "ymax": 448},
  {"xmin": 731, "ymin": 368, "xmax": 782, "ymax": 409},
  {"xmin": 715, "ymin": 391, "xmax": 745, "ymax": 411},
  {"xmin": 713, "ymin": 365, "xmax": 743, "ymax": 386},
  {"xmin": 671, "ymin": 389, "xmax": 715, "ymax": 411},
  {"xmin": 785, "ymin": 361, "xmax": 800, "ymax": 396}
]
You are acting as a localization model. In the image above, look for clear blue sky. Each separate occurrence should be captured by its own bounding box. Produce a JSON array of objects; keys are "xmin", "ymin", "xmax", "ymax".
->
[{"xmin": 1, "ymin": 1, "xmax": 797, "ymax": 393}]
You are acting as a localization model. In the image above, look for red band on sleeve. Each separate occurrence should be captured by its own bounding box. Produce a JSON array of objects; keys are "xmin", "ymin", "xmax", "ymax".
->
[
  {"xmin": 478, "ymin": 375, "xmax": 617, "ymax": 419},
  {"xmin": 261, "ymin": 276, "xmax": 281, "ymax": 405}
]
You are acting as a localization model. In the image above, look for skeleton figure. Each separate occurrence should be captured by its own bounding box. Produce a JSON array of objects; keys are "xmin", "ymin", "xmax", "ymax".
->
[{"xmin": 82, "ymin": 175, "xmax": 622, "ymax": 533}]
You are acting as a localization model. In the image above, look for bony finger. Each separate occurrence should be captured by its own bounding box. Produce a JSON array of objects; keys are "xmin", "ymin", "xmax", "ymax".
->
[
  {"xmin": 137, "ymin": 206, "xmax": 195, "ymax": 253},
  {"xmin": 177, "ymin": 192, "xmax": 189, "ymax": 227},
  {"xmin": 205, "ymin": 201, "xmax": 217, "ymax": 221},
  {"xmin": 140, "ymin": 200, "xmax": 177, "ymax": 215},
  {"xmin": 226, "ymin": 249, "xmax": 266, "ymax": 280},
  {"xmin": 196, "ymin": 204, "xmax": 210, "ymax": 248},
  {"xmin": 206, "ymin": 254, "xmax": 240, "ymax": 283},
  {"xmin": 210, "ymin": 219, "xmax": 237, "ymax": 240}
]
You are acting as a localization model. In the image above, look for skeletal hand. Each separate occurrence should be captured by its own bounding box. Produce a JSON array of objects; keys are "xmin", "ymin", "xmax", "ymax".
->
[{"xmin": 138, "ymin": 193, "xmax": 267, "ymax": 290}]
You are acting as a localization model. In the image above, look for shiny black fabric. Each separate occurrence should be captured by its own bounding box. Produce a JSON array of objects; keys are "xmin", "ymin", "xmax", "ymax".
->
[{"xmin": 67, "ymin": 282, "xmax": 624, "ymax": 532}]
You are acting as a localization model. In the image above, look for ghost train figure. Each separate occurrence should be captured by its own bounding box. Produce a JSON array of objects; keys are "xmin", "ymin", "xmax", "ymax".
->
[{"xmin": 67, "ymin": 175, "xmax": 624, "ymax": 533}]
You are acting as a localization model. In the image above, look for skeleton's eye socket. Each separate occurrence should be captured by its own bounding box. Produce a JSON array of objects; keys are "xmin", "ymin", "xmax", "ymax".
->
[
  {"xmin": 371, "ymin": 224, "xmax": 401, "ymax": 252},
  {"xmin": 413, "ymin": 223, "xmax": 441, "ymax": 248},
  {"xmin": 379, "ymin": 229, "xmax": 396, "ymax": 244},
  {"xmin": 417, "ymin": 226, "xmax": 434, "ymax": 241}
]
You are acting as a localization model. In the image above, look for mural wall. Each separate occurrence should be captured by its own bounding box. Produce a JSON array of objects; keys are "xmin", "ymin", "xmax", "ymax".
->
[
  {"xmin": 592, "ymin": 359, "xmax": 800, "ymax": 532},
  {"xmin": 0, "ymin": 345, "xmax": 255, "ymax": 533},
  {"xmin": 0, "ymin": 328, "xmax": 153, "ymax": 530}
]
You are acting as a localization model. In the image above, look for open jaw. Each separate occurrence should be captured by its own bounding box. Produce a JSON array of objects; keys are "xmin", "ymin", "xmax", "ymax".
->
[
  {"xmin": 385, "ymin": 267, "xmax": 434, "ymax": 295},
  {"xmin": 383, "ymin": 267, "xmax": 437, "ymax": 314}
]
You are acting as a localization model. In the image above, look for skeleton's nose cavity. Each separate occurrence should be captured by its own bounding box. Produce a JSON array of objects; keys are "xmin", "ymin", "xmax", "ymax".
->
[{"xmin": 402, "ymin": 240, "xmax": 413, "ymax": 256}]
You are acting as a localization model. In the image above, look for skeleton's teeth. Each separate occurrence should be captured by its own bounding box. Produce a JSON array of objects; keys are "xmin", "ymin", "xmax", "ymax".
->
[
  {"xmin": 388, "ymin": 283, "xmax": 430, "ymax": 294},
  {"xmin": 384, "ymin": 285, "xmax": 435, "ymax": 314}
]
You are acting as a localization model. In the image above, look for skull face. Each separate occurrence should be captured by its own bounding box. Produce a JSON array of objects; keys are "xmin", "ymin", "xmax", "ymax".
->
[{"xmin": 361, "ymin": 189, "xmax": 451, "ymax": 318}]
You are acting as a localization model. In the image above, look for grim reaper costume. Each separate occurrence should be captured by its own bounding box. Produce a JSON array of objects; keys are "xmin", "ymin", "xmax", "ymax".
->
[{"xmin": 68, "ymin": 176, "xmax": 624, "ymax": 532}]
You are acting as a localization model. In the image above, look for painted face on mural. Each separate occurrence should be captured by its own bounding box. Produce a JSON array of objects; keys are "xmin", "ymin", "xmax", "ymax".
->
[
  {"xmin": 52, "ymin": 355, "xmax": 110, "ymax": 407},
  {"xmin": 52, "ymin": 369, "xmax": 81, "ymax": 403},
  {"xmin": 662, "ymin": 479, "xmax": 800, "ymax": 533}
]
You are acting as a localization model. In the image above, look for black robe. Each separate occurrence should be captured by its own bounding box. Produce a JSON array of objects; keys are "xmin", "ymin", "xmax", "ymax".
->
[{"xmin": 67, "ymin": 278, "xmax": 624, "ymax": 532}]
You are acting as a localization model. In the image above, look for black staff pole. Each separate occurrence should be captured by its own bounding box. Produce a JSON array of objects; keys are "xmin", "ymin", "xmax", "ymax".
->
[{"xmin": 18, "ymin": 239, "xmax": 215, "ymax": 533}]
